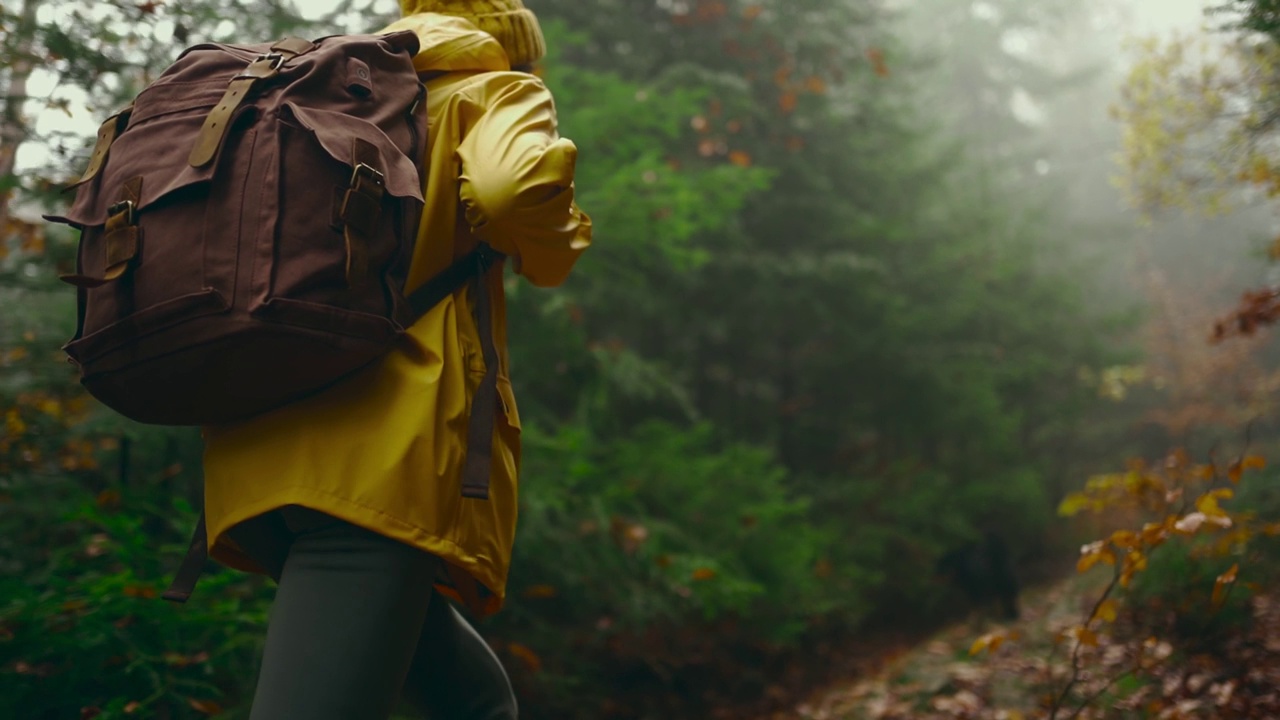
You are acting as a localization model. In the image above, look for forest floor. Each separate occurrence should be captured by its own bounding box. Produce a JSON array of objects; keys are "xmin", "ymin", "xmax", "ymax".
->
[
  {"xmin": 774, "ymin": 577, "xmax": 1098, "ymax": 720},
  {"xmin": 749, "ymin": 568, "xmax": 1280, "ymax": 720}
]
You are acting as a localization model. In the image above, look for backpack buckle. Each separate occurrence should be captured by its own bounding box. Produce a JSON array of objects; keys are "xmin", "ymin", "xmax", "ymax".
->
[
  {"xmin": 349, "ymin": 163, "xmax": 385, "ymax": 189},
  {"xmin": 237, "ymin": 52, "xmax": 285, "ymax": 79},
  {"xmin": 107, "ymin": 199, "xmax": 136, "ymax": 225}
]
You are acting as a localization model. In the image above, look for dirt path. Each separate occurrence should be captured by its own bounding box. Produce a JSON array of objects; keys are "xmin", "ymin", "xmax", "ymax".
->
[{"xmin": 759, "ymin": 575, "xmax": 1105, "ymax": 720}]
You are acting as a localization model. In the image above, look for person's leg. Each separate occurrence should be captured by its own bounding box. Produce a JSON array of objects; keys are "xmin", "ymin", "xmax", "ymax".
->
[
  {"xmin": 400, "ymin": 596, "xmax": 519, "ymax": 720},
  {"xmin": 246, "ymin": 507, "xmax": 441, "ymax": 720}
]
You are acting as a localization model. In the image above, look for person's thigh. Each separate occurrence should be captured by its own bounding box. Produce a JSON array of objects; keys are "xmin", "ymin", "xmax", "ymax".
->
[
  {"xmin": 248, "ymin": 507, "xmax": 441, "ymax": 720},
  {"xmin": 401, "ymin": 597, "xmax": 519, "ymax": 720}
]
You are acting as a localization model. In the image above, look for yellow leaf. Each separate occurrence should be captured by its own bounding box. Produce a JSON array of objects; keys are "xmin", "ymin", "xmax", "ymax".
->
[
  {"xmin": 969, "ymin": 632, "xmax": 1006, "ymax": 656},
  {"xmin": 1196, "ymin": 488, "xmax": 1233, "ymax": 518},
  {"xmin": 1097, "ymin": 599, "xmax": 1119, "ymax": 623},
  {"xmin": 1058, "ymin": 492, "xmax": 1093, "ymax": 517}
]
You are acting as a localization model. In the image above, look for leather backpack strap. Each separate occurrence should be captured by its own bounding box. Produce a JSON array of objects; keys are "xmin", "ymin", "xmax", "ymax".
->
[
  {"xmin": 73, "ymin": 107, "xmax": 133, "ymax": 187},
  {"xmin": 188, "ymin": 38, "xmax": 317, "ymax": 168}
]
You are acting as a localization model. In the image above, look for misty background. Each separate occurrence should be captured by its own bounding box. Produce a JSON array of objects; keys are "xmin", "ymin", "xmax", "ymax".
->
[{"xmin": 6, "ymin": 0, "xmax": 1280, "ymax": 718}]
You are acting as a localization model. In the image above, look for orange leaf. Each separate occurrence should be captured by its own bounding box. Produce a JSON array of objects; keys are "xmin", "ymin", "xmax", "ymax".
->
[
  {"xmin": 969, "ymin": 632, "xmax": 1006, "ymax": 656},
  {"xmin": 507, "ymin": 642, "xmax": 543, "ymax": 673},
  {"xmin": 778, "ymin": 92, "xmax": 798, "ymax": 113},
  {"xmin": 123, "ymin": 585, "xmax": 158, "ymax": 599},
  {"xmin": 804, "ymin": 75, "xmax": 827, "ymax": 94},
  {"xmin": 743, "ymin": 4, "xmax": 763, "ymax": 20},
  {"xmin": 692, "ymin": 567, "xmax": 717, "ymax": 581},
  {"xmin": 1077, "ymin": 541, "xmax": 1115, "ymax": 573},
  {"xmin": 728, "ymin": 150, "xmax": 752, "ymax": 167},
  {"xmin": 866, "ymin": 47, "xmax": 890, "ymax": 77},
  {"xmin": 187, "ymin": 699, "xmax": 223, "ymax": 716},
  {"xmin": 522, "ymin": 584, "xmax": 557, "ymax": 599},
  {"xmin": 1076, "ymin": 627, "xmax": 1099, "ymax": 647},
  {"xmin": 1213, "ymin": 563, "xmax": 1240, "ymax": 607}
]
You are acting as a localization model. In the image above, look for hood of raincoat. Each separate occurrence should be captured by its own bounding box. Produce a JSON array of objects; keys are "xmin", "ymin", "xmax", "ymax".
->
[{"xmin": 383, "ymin": 12, "xmax": 519, "ymax": 74}]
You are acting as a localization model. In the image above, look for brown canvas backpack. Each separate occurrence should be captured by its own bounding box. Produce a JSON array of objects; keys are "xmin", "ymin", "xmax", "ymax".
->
[{"xmin": 44, "ymin": 31, "xmax": 504, "ymax": 601}]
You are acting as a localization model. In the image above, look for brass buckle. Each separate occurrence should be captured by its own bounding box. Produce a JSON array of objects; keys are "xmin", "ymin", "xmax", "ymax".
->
[
  {"xmin": 350, "ymin": 163, "xmax": 385, "ymax": 188},
  {"xmin": 107, "ymin": 200, "xmax": 136, "ymax": 225},
  {"xmin": 236, "ymin": 52, "xmax": 285, "ymax": 80}
]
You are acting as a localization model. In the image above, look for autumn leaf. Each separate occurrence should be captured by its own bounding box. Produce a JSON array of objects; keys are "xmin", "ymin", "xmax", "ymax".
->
[
  {"xmin": 1196, "ymin": 488, "xmax": 1234, "ymax": 518},
  {"xmin": 778, "ymin": 91, "xmax": 798, "ymax": 114},
  {"xmin": 1096, "ymin": 599, "xmax": 1120, "ymax": 623},
  {"xmin": 866, "ymin": 47, "xmax": 889, "ymax": 77},
  {"xmin": 1108, "ymin": 530, "xmax": 1140, "ymax": 549},
  {"xmin": 1212, "ymin": 563, "xmax": 1240, "ymax": 607},
  {"xmin": 1228, "ymin": 455, "xmax": 1267, "ymax": 483},
  {"xmin": 507, "ymin": 642, "xmax": 543, "ymax": 673},
  {"xmin": 522, "ymin": 584, "xmax": 557, "ymax": 599},
  {"xmin": 187, "ymin": 699, "xmax": 223, "ymax": 716},
  {"xmin": 692, "ymin": 567, "xmax": 717, "ymax": 581},
  {"xmin": 969, "ymin": 631, "xmax": 1007, "ymax": 656},
  {"xmin": 1175, "ymin": 512, "xmax": 1208, "ymax": 534},
  {"xmin": 728, "ymin": 150, "xmax": 752, "ymax": 167},
  {"xmin": 804, "ymin": 76, "xmax": 827, "ymax": 94},
  {"xmin": 1058, "ymin": 491, "xmax": 1093, "ymax": 517},
  {"xmin": 1077, "ymin": 540, "xmax": 1116, "ymax": 572},
  {"xmin": 743, "ymin": 4, "xmax": 762, "ymax": 21}
]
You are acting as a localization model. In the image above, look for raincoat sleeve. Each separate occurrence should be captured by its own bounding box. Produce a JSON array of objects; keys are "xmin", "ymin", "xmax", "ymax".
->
[{"xmin": 455, "ymin": 75, "xmax": 592, "ymax": 287}]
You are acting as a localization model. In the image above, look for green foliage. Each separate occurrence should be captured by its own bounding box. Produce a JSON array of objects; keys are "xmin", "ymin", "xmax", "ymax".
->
[{"xmin": 1, "ymin": 491, "xmax": 269, "ymax": 720}]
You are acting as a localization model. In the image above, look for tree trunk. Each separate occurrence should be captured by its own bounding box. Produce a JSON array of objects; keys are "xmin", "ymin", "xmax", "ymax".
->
[{"xmin": 0, "ymin": 0, "xmax": 39, "ymax": 233}]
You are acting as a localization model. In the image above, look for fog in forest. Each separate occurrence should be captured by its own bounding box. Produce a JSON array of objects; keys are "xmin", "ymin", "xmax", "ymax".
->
[{"xmin": 7, "ymin": 1, "xmax": 1280, "ymax": 718}]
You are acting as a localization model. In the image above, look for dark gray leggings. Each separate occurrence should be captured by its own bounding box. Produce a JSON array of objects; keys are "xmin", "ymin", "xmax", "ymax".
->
[{"xmin": 228, "ymin": 506, "xmax": 518, "ymax": 720}]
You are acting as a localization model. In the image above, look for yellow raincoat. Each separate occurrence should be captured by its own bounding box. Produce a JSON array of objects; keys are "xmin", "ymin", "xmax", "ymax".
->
[{"xmin": 201, "ymin": 13, "xmax": 591, "ymax": 618}]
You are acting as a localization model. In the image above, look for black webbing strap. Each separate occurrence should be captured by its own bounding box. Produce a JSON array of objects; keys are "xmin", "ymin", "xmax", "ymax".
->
[
  {"xmin": 162, "ymin": 511, "xmax": 208, "ymax": 604},
  {"xmin": 162, "ymin": 244, "xmax": 504, "ymax": 603},
  {"xmin": 410, "ymin": 243, "xmax": 505, "ymax": 500}
]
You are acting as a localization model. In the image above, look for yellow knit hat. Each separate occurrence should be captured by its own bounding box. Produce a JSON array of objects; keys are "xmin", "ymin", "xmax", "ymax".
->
[{"xmin": 399, "ymin": 0, "xmax": 546, "ymax": 67}]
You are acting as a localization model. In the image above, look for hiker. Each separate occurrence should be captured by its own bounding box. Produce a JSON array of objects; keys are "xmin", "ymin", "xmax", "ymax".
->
[
  {"xmin": 935, "ymin": 531, "xmax": 1021, "ymax": 621},
  {"xmin": 198, "ymin": 2, "xmax": 590, "ymax": 718}
]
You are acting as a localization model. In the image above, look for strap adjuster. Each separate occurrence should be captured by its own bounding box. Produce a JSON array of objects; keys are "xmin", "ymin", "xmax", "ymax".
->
[
  {"xmin": 235, "ymin": 52, "xmax": 285, "ymax": 80},
  {"xmin": 350, "ymin": 162, "xmax": 385, "ymax": 188},
  {"xmin": 107, "ymin": 199, "xmax": 136, "ymax": 225}
]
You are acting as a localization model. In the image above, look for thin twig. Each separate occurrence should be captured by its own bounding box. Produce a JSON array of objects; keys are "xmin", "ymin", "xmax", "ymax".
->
[{"xmin": 1050, "ymin": 563, "xmax": 1122, "ymax": 719}]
